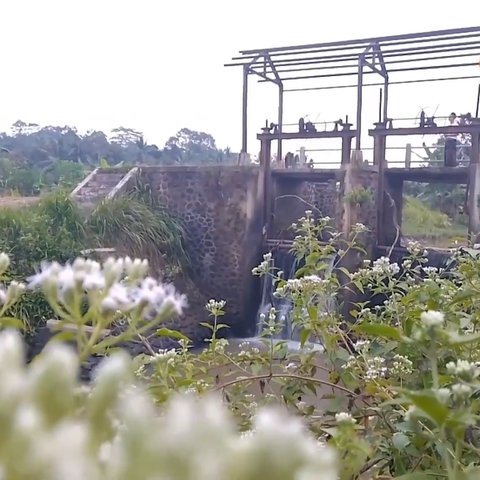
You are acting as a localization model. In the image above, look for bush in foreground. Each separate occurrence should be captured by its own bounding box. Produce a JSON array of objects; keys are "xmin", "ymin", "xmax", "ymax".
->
[
  {"xmin": 0, "ymin": 330, "xmax": 336, "ymax": 480},
  {"xmin": 2, "ymin": 213, "xmax": 480, "ymax": 478}
]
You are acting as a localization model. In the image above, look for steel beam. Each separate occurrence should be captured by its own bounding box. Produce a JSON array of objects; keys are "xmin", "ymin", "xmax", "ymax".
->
[
  {"xmin": 260, "ymin": 61, "xmax": 478, "ymax": 83},
  {"xmin": 227, "ymin": 40, "xmax": 480, "ymax": 68},
  {"xmin": 284, "ymin": 75, "xmax": 480, "ymax": 92},
  {"xmin": 238, "ymin": 26, "xmax": 480, "ymax": 56},
  {"xmin": 368, "ymin": 125, "xmax": 480, "ymax": 137},
  {"xmin": 257, "ymin": 130, "xmax": 357, "ymax": 141}
]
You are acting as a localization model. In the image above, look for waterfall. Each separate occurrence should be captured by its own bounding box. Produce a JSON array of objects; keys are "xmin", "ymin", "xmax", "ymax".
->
[
  {"xmin": 255, "ymin": 250, "xmax": 336, "ymax": 346},
  {"xmin": 255, "ymin": 249, "xmax": 300, "ymax": 339}
]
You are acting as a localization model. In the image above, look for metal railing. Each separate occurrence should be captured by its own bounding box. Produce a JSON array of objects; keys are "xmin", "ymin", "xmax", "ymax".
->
[{"xmin": 287, "ymin": 143, "xmax": 472, "ymax": 169}]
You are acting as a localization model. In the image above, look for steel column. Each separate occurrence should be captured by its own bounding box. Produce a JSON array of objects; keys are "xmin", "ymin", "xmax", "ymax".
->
[
  {"xmin": 277, "ymin": 84, "xmax": 284, "ymax": 163},
  {"xmin": 355, "ymin": 58, "xmax": 364, "ymax": 150},
  {"xmin": 260, "ymin": 138, "xmax": 273, "ymax": 235},
  {"xmin": 241, "ymin": 65, "xmax": 248, "ymax": 153},
  {"xmin": 383, "ymin": 77, "xmax": 389, "ymax": 123}
]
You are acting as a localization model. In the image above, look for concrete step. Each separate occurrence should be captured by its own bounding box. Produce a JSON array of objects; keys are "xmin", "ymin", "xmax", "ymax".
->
[{"xmin": 71, "ymin": 168, "xmax": 138, "ymax": 212}]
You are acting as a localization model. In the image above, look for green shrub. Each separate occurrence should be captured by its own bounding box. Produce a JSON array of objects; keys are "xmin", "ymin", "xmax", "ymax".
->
[
  {"xmin": 0, "ymin": 191, "xmax": 187, "ymax": 333},
  {"xmin": 0, "ymin": 191, "xmax": 86, "ymax": 331},
  {"xmin": 5, "ymin": 212, "xmax": 480, "ymax": 477}
]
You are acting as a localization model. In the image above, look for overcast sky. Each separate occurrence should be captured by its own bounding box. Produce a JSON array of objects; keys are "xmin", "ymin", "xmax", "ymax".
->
[{"xmin": 1, "ymin": 0, "xmax": 479, "ymax": 162}]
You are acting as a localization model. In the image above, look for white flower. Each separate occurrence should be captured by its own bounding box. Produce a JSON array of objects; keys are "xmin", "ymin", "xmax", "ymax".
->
[
  {"xmin": 252, "ymin": 253, "xmax": 273, "ymax": 276},
  {"xmin": 451, "ymin": 383, "xmax": 472, "ymax": 399},
  {"xmin": 285, "ymin": 362, "xmax": 297, "ymax": 372},
  {"xmin": 423, "ymin": 266, "xmax": 438, "ymax": 276},
  {"xmin": 205, "ymin": 299, "xmax": 226, "ymax": 313},
  {"xmin": 83, "ymin": 272, "xmax": 106, "ymax": 291},
  {"xmin": 152, "ymin": 349, "xmax": 178, "ymax": 366},
  {"xmin": 335, "ymin": 412, "xmax": 356, "ymax": 425},
  {"xmin": 406, "ymin": 240, "xmax": 422, "ymax": 255},
  {"xmin": 353, "ymin": 223, "xmax": 367, "ymax": 233},
  {"xmin": 435, "ymin": 388, "xmax": 451, "ymax": 404},
  {"xmin": 101, "ymin": 283, "xmax": 131, "ymax": 312},
  {"xmin": 420, "ymin": 310, "xmax": 444, "ymax": 327},
  {"xmin": 0, "ymin": 288, "xmax": 6, "ymax": 305},
  {"xmin": 365, "ymin": 356, "xmax": 388, "ymax": 380},
  {"xmin": 124, "ymin": 257, "xmax": 149, "ymax": 280},
  {"xmin": 354, "ymin": 339, "xmax": 370, "ymax": 352},
  {"xmin": 0, "ymin": 252, "xmax": 10, "ymax": 273},
  {"xmin": 391, "ymin": 354, "xmax": 413, "ymax": 377},
  {"xmin": 446, "ymin": 359, "xmax": 478, "ymax": 380},
  {"xmin": 371, "ymin": 257, "xmax": 400, "ymax": 276}
]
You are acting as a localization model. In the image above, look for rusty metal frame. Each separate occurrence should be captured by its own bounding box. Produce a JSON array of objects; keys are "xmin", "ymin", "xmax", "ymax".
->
[
  {"xmin": 241, "ymin": 53, "xmax": 284, "ymax": 159},
  {"xmin": 356, "ymin": 42, "xmax": 389, "ymax": 150},
  {"xmin": 228, "ymin": 26, "xmax": 480, "ymax": 155}
]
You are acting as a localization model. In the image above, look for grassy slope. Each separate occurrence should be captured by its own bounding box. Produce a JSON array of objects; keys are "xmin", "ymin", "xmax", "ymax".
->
[{"xmin": 402, "ymin": 196, "xmax": 467, "ymax": 246}]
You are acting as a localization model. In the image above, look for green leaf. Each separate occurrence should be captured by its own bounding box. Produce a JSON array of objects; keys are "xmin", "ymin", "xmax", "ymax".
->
[
  {"xmin": 336, "ymin": 266, "xmax": 351, "ymax": 277},
  {"xmin": 299, "ymin": 328, "xmax": 311, "ymax": 347},
  {"xmin": 355, "ymin": 323, "xmax": 405, "ymax": 342},
  {"xmin": 215, "ymin": 323, "xmax": 230, "ymax": 330},
  {"xmin": 199, "ymin": 322, "xmax": 213, "ymax": 331},
  {"xmin": 353, "ymin": 280, "xmax": 365, "ymax": 293},
  {"xmin": 307, "ymin": 305, "xmax": 317, "ymax": 320},
  {"xmin": 404, "ymin": 391, "xmax": 450, "ymax": 427},
  {"xmin": 305, "ymin": 252, "xmax": 321, "ymax": 264},
  {"xmin": 447, "ymin": 331, "xmax": 480, "ymax": 345},
  {"xmin": 449, "ymin": 288, "xmax": 476, "ymax": 305},
  {"xmin": 0, "ymin": 316, "xmax": 24, "ymax": 329},
  {"xmin": 156, "ymin": 327, "xmax": 190, "ymax": 342}
]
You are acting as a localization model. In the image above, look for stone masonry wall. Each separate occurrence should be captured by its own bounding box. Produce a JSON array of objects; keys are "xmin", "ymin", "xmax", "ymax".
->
[
  {"xmin": 270, "ymin": 177, "xmax": 338, "ymax": 239},
  {"xmin": 140, "ymin": 166, "xmax": 264, "ymax": 338}
]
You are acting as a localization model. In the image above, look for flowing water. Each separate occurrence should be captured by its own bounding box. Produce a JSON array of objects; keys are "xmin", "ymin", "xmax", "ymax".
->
[{"xmin": 254, "ymin": 249, "xmax": 336, "ymax": 347}]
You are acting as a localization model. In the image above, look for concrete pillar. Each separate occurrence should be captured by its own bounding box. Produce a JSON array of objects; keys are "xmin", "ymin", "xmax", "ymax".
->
[
  {"xmin": 337, "ymin": 163, "xmax": 379, "ymax": 321},
  {"xmin": 299, "ymin": 147, "xmax": 306, "ymax": 166},
  {"xmin": 468, "ymin": 163, "xmax": 480, "ymax": 245}
]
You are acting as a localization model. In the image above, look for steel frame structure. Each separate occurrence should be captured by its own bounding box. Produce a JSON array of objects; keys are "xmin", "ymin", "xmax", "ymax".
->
[{"xmin": 226, "ymin": 26, "xmax": 480, "ymax": 158}]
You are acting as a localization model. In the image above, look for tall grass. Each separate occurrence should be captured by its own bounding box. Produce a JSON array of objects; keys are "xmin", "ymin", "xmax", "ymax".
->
[{"xmin": 88, "ymin": 196, "xmax": 189, "ymax": 269}]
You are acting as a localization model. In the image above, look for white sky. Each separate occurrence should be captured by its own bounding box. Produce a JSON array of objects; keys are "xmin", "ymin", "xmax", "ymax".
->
[{"xmin": 1, "ymin": 0, "xmax": 479, "ymax": 163}]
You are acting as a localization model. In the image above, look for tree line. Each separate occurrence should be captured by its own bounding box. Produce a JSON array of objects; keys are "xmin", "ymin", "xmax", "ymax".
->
[{"xmin": 0, "ymin": 121, "xmax": 237, "ymax": 195}]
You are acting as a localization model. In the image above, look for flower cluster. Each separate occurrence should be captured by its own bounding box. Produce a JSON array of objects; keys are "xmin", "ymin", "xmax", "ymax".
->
[
  {"xmin": 390, "ymin": 354, "xmax": 413, "ymax": 377},
  {"xmin": 28, "ymin": 256, "xmax": 186, "ymax": 321},
  {"xmin": 151, "ymin": 348, "xmax": 178, "ymax": 366},
  {"xmin": 251, "ymin": 253, "xmax": 272, "ymax": 276},
  {"xmin": 352, "ymin": 223, "xmax": 368, "ymax": 234},
  {"xmin": 372, "ymin": 256, "xmax": 400, "ymax": 276},
  {"xmin": 365, "ymin": 356, "xmax": 388, "ymax": 380},
  {"xmin": 0, "ymin": 280, "xmax": 26, "ymax": 311},
  {"xmin": 335, "ymin": 412, "xmax": 356, "ymax": 425},
  {"xmin": 0, "ymin": 330, "xmax": 338, "ymax": 480},
  {"xmin": 351, "ymin": 256, "xmax": 400, "ymax": 282},
  {"xmin": 205, "ymin": 299, "xmax": 226, "ymax": 316},
  {"xmin": 420, "ymin": 310, "xmax": 444, "ymax": 328},
  {"xmin": 275, "ymin": 274, "xmax": 328, "ymax": 297},
  {"xmin": 446, "ymin": 359, "xmax": 479, "ymax": 381}
]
